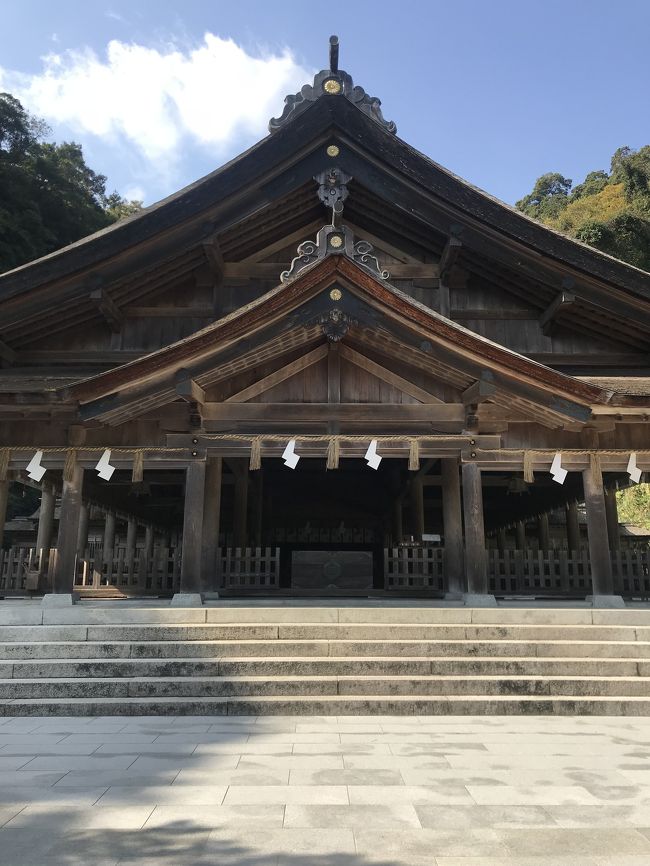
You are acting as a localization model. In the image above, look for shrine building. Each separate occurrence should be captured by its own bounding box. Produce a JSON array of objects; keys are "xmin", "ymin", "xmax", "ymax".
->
[{"xmin": 0, "ymin": 37, "xmax": 648, "ymax": 607}]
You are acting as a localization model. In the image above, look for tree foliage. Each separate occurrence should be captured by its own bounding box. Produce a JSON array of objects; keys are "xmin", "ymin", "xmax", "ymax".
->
[
  {"xmin": 516, "ymin": 146, "xmax": 650, "ymax": 271},
  {"xmin": 617, "ymin": 484, "xmax": 650, "ymax": 533},
  {"xmin": 0, "ymin": 93, "xmax": 142, "ymax": 273}
]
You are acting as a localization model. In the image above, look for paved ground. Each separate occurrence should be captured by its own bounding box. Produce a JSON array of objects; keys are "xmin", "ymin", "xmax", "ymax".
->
[{"xmin": 0, "ymin": 717, "xmax": 649, "ymax": 864}]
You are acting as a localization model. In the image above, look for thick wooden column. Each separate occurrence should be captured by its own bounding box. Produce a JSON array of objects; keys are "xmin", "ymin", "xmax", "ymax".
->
[
  {"xmin": 36, "ymin": 485, "xmax": 56, "ymax": 556},
  {"xmin": 566, "ymin": 500, "xmax": 580, "ymax": 553},
  {"xmin": 102, "ymin": 510, "xmax": 116, "ymax": 568},
  {"xmin": 144, "ymin": 524, "xmax": 154, "ymax": 558},
  {"xmin": 202, "ymin": 456, "xmax": 223, "ymax": 591},
  {"xmin": 410, "ymin": 477, "xmax": 425, "ymax": 541},
  {"xmin": 0, "ymin": 479, "xmax": 9, "ymax": 550},
  {"xmin": 605, "ymin": 486, "xmax": 621, "ymax": 551},
  {"xmin": 251, "ymin": 472, "xmax": 264, "ymax": 547},
  {"xmin": 461, "ymin": 462, "xmax": 492, "ymax": 601},
  {"xmin": 232, "ymin": 459, "xmax": 249, "ymax": 549},
  {"xmin": 516, "ymin": 520, "xmax": 526, "ymax": 550},
  {"xmin": 125, "ymin": 516, "xmax": 137, "ymax": 577},
  {"xmin": 497, "ymin": 528, "xmax": 507, "ymax": 553},
  {"xmin": 582, "ymin": 459, "xmax": 619, "ymax": 602},
  {"xmin": 441, "ymin": 458, "xmax": 465, "ymax": 595},
  {"xmin": 76, "ymin": 502, "xmax": 90, "ymax": 556},
  {"xmin": 178, "ymin": 458, "xmax": 207, "ymax": 599},
  {"xmin": 51, "ymin": 464, "xmax": 84, "ymax": 597},
  {"xmin": 537, "ymin": 513, "xmax": 550, "ymax": 551}
]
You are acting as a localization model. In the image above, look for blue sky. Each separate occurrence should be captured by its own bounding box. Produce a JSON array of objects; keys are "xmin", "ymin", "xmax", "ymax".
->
[{"xmin": 2, "ymin": 0, "xmax": 649, "ymax": 207}]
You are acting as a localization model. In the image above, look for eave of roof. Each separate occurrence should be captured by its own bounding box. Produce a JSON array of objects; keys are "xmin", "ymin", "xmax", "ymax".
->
[{"xmin": 1, "ymin": 96, "xmax": 649, "ymax": 306}]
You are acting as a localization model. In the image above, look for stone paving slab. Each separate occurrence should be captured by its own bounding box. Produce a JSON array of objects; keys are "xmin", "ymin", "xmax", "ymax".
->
[{"xmin": 0, "ymin": 715, "xmax": 648, "ymax": 864}]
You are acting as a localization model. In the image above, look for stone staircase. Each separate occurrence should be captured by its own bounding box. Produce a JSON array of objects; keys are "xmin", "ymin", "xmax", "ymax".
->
[{"xmin": 1, "ymin": 605, "xmax": 650, "ymax": 714}]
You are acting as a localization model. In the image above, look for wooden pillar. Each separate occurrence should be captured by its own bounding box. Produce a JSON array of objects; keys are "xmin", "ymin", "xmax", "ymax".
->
[
  {"xmin": 202, "ymin": 456, "xmax": 223, "ymax": 591},
  {"xmin": 233, "ymin": 460, "xmax": 249, "ymax": 549},
  {"xmin": 441, "ymin": 458, "xmax": 464, "ymax": 595},
  {"xmin": 605, "ymin": 486, "xmax": 621, "ymax": 551},
  {"xmin": 0, "ymin": 479, "xmax": 9, "ymax": 550},
  {"xmin": 76, "ymin": 502, "xmax": 90, "ymax": 556},
  {"xmin": 537, "ymin": 513, "xmax": 550, "ymax": 551},
  {"xmin": 251, "ymin": 472, "xmax": 264, "ymax": 547},
  {"xmin": 179, "ymin": 458, "xmax": 207, "ymax": 595},
  {"xmin": 461, "ymin": 462, "xmax": 489, "ymax": 597},
  {"xmin": 566, "ymin": 500, "xmax": 580, "ymax": 553},
  {"xmin": 102, "ymin": 510, "xmax": 116, "ymax": 567},
  {"xmin": 52, "ymin": 464, "xmax": 84, "ymax": 595},
  {"xmin": 497, "ymin": 527, "xmax": 507, "ymax": 553},
  {"xmin": 410, "ymin": 477, "xmax": 425, "ymax": 541},
  {"xmin": 582, "ymin": 459, "xmax": 615, "ymax": 598},
  {"xmin": 516, "ymin": 520, "xmax": 526, "ymax": 550},
  {"xmin": 36, "ymin": 485, "xmax": 56, "ymax": 556},
  {"xmin": 144, "ymin": 524, "xmax": 154, "ymax": 558}
]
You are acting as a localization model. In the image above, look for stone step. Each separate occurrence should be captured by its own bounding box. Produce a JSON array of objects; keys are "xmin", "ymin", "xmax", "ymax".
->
[
  {"xmin": 3, "ymin": 694, "xmax": 650, "ymax": 715},
  {"xmin": 6, "ymin": 605, "xmax": 650, "ymax": 627},
  {"xmin": 5, "ymin": 655, "xmax": 644, "ymax": 678},
  {"xmin": 3, "ymin": 675, "xmax": 650, "ymax": 699},
  {"xmin": 2, "ymin": 639, "xmax": 650, "ymax": 660},
  {"xmin": 1, "ymin": 623, "xmax": 646, "ymax": 642}
]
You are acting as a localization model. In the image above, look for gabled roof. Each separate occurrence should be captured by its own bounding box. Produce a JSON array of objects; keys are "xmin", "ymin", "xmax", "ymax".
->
[
  {"xmin": 66, "ymin": 251, "xmax": 615, "ymax": 428},
  {"xmin": 1, "ymin": 43, "xmax": 648, "ymax": 349}
]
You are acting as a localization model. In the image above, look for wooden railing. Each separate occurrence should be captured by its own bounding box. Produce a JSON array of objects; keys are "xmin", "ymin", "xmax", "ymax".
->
[
  {"xmin": 0, "ymin": 543, "xmax": 647, "ymax": 598},
  {"xmin": 384, "ymin": 547, "xmax": 445, "ymax": 592},
  {"xmin": 612, "ymin": 549, "xmax": 650, "ymax": 597},
  {"xmin": 488, "ymin": 549, "xmax": 592, "ymax": 596},
  {"xmin": 73, "ymin": 546, "xmax": 181, "ymax": 595},
  {"xmin": 219, "ymin": 547, "xmax": 280, "ymax": 590}
]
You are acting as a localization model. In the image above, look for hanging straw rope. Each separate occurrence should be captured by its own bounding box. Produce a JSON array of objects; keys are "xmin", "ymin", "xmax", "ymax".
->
[
  {"xmin": 326, "ymin": 437, "xmax": 340, "ymax": 470},
  {"xmin": 249, "ymin": 437, "xmax": 262, "ymax": 471},
  {"xmin": 523, "ymin": 451, "xmax": 534, "ymax": 484},
  {"xmin": 131, "ymin": 449, "xmax": 144, "ymax": 482},
  {"xmin": 0, "ymin": 448, "xmax": 10, "ymax": 482},
  {"xmin": 62, "ymin": 449, "xmax": 77, "ymax": 482}
]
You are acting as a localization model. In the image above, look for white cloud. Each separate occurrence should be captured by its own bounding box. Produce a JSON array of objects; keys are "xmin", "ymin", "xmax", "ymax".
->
[{"xmin": 0, "ymin": 34, "xmax": 311, "ymax": 167}]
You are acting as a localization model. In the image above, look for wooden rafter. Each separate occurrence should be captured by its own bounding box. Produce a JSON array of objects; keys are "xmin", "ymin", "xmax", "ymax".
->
[
  {"xmin": 540, "ymin": 291, "xmax": 577, "ymax": 337},
  {"xmin": 339, "ymin": 343, "xmax": 443, "ymax": 404},
  {"xmin": 225, "ymin": 344, "xmax": 327, "ymax": 402}
]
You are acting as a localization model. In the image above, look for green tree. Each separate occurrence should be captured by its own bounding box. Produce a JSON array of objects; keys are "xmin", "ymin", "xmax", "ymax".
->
[
  {"xmin": 0, "ymin": 93, "xmax": 142, "ymax": 273},
  {"xmin": 517, "ymin": 146, "xmax": 650, "ymax": 271},
  {"xmin": 516, "ymin": 172, "xmax": 572, "ymax": 221}
]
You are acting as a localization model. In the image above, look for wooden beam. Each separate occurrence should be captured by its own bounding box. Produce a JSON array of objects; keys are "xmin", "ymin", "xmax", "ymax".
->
[
  {"xmin": 221, "ymin": 262, "xmax": 438, "ymax": 280},
  {"xmin": 0, "ymin": 339, "xmax": 15, "ymax": 367},
  {"xmin": 539, "ymin": 291, "xmax": 576, "ymax": 336},
  {"xmin": 462, "ymin": 376, "xmax": 497, "ymax": 405},
  {"xmin": 202, "ymin": 239, "xmax": 224, "ymax": 280},
  {"xmin": 225, "ymin": 344, "xmax": 328, "ymax": 402},
  {"xmin": 438, "ymin": 236, "xmax": 463, "ymax": 279},
  {"xmin": 89, "ymin": 288, "xmax": 123, "ymax": 332},
  {"xmin": 328, "ymin": 343, "xmax": 341, "ymax": 404},
  {"xmin": 201, "ymin": 403, "xmax": 466, "ymax": 423},
  {"xmin": 175, "ymin": 372, "xmax": 205, "ymax": 405},
  {"xmin": 239, "ymin": 221, "xmax": 321, "ymax": 263},
  {"xmin": 339, "ymin": 344, "xmax": 444, "ymax": 404}
]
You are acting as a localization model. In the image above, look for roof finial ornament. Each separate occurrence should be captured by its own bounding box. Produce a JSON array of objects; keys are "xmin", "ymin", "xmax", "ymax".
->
[
  {"xmin": 269, "ymin": 36, "xmax": 396, "ymax": 135},
  {"xmin": 329, "ymin": 35, "xmax": 339, "ymax": 74}
]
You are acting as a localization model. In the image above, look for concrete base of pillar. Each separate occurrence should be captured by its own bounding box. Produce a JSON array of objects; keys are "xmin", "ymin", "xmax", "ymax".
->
[
  {"xmin": 444, "ymin": 592, "xmax": 464, "ymax": 602},
  {"xmin": 462, "ymin": 593, "xmax": 497, "ymax": 608},
  {"xmin": 203, "ymin": 592, "xmax": 221, "ymax": 601},
  {"xmin": 171, "ymin": 593, "xmax": 204, "ymax": 607},
  {"xmin": 41, "ymin": 593, "xmax": 79, "ymax": 607},
  {"xmin": 587, "ymin": 594, "xmax": 626, "ymax": 609}
]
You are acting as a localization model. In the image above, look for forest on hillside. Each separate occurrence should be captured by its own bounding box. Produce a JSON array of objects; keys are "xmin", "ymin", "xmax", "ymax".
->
[
  {"xmin": 0, "ymin": 92, "xmax": 141, "ymax": 273},
  {"xmin": 516, "ymin": 145, "xmax": 650, "ymax": 272}
]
